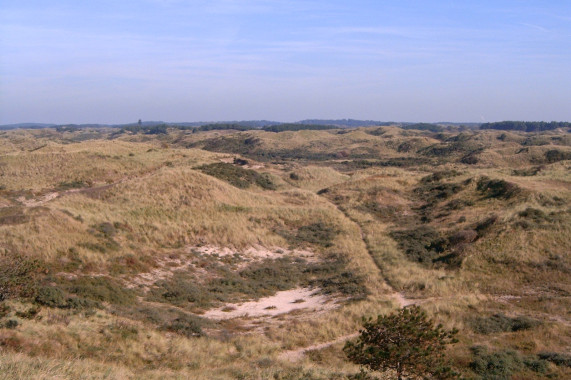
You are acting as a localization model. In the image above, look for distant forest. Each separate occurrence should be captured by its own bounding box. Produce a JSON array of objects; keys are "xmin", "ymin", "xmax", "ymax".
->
[{"xmin": 480, "ymin": 121, "xmax": 571, "ymax": 132}]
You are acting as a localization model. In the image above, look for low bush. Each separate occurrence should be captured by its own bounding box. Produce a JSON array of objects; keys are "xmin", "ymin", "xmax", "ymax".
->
[
  {"xmin": 277, "ymin": 222, "xmax": 340, "ymax": 248},
  {"xmin": 4, "ymin": 319, "xmax": 18, "ymax": 329},
  {"xmin": 149, "ymin": 273, "xmax": 211, "ymax": 307},
  {"xmin": 389, "ymin": 226, "xmax": 444, "ymax": 264},
  {"xmin": 162, "ymin": 314, "xmax": 205, "ymax": 337},
  {"xmin": 197, "ymin": 162, "xmax": 276, "ymax": 190},
  {"xmin": 469, "ymin": 313, "xmax": 541, "ymax": 334},
  {"xmin": 414, "ymin": 182, "xmax": 464, "ymax": 207},
  {"xmin": 474, "ymin": 214, "xmax": 498, "ymax": 236},
  {"xmin": 545, "ymin": 149, "xmax": 571, "ymax": 163},
  {"xmin": 295, "ymin": 222, "xmax": 340, "ymax": 248},
  {"xmin": 65, "ymin": 276, "xmax": 136, "ymax": 306},
  {"xmin": 35, "ymin": 286, "xmax": 67, "ymax": 308},
  {"xmin": 477, "ymin": 177, "xmax": 520, "ymax": 199},
  {"xmin": 512, "ymin": 166, "xmax": 542, "ymax": 176},
  {"xmin": 35, "ymin": 285, "xmax": 102, "ymax": 309},
  {"xmin": 444, "ymin": 199, "xmax": 474, "ymax": 211},
  {"xmin": 470, "ymin": 346, "xmax": 548, "ymax": 378},
  {"xmin": 305, "ymin": 253, "xmax": 368, "ymax": 300},
  {"xmin": 538, "ymin": 352, "xmax": 571, "ymax": 367},
  {"xmin": 0, "ymin": 256, "xmax": 45, "ymax": 300},
  {"xmin": 420, "ymin": 170, "xmax": 462, "ymax": 183}
]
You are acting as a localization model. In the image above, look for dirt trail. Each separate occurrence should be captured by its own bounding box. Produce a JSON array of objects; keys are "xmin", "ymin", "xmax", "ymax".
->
[
  {"xmin": 276, "ymin": 191, "xmax": 425, "ymax": 363},
  {"xmin": 13, "ymin": 165, "xmax": 166, "ymax": 208},
  {"xmin": 278, "ymin": 332, "xmax": 359, "ymax": 362}
]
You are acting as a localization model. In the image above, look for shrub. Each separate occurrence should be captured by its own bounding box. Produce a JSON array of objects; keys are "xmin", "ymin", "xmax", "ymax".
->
[
  {"xmin": 538, "ymin": 352, "xmax": 571, "ymax": 367},
  {"xmin": 344, "ymin": 306, "xmax": 459, "ymax": 380},
  {"xmin": 469, "ymin": 346, "xmax": 548, "ymax": 378},
  {"xmin": 545, "ymin": 149, "xmax": 571, "ymax": 163},
  {"xmin": 163, "ymin": 314, "xmax": 205, "ymax": 337},
  {"xmin": 35, "ymin": 286, "xmax": 67, "ymax": 308},
  {"xmin": 470, "ymin": 346, "xmax": 520, "ymax": 378},
  {"xmin": 149, "ymin": 274, "xmax": 211, "ymax": 307},
  {"xmin": 65, "ymin": 276, "xmax": 136, "ymax": 306},
  {"xmin": 295, "ymin": 222, "xmax": 339, "ymax": 248},
  {"xmin": 5, "ymin": 319, "xmax": 18, "ymax": 329},
  {"xmin": 474, "ymin": 214, "xmax": 498, "ymax": 236},
  {"xmin": 389, "ymin": 226, "xmax": 444, "ymax": 264},
  {"xmin": 512, "ymin": 166, "xmax": 542, "ymax": 176},
  {"xmin": 277, "ymin": 222, "xmax": 340, "ymax": 248},
  {"xmin": 477, "ymin": 177, "xmax": 520, "ymax": 199},
  {"xmin": 197, "ymin": 162, "xmax": 276, "ymax": 190},
  {"xmin": 0, "ymin": 256, "xmax": 45, "ymax": 299},
  {"xmin": 414, "ymin": 182, "xmax": 464, "ymax": 206},
  {"xmin": 469, "ymin": 313, "xmax": 541, "ymax": 334}
]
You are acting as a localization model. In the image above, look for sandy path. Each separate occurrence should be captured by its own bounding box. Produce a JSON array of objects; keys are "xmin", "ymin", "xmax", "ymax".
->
[
  {"xmin": 277, "ymin": 293, "xmax": 421, "ymax": 362},
  {"xmin": 276, "ymin": 192, "xmax": 426, "ymax": 362},
  {"xmin": 278, "ymin": 332, "xmax": 359, "ymax": 362},
  {"xmin": 12, "ymin": 165, "xmax": 166, "ymax": 208}
]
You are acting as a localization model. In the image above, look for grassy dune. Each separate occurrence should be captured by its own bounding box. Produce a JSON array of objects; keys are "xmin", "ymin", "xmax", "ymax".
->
[{"xmin": 0, "ymin": 126, "xmax": 570, "ymax": 379}]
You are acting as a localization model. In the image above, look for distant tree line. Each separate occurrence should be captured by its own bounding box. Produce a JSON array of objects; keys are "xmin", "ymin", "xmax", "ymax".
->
[
  {"xmin": 480, "ymin": 121, "xmax": 571, "ymax": 132},
  {"xmin": 401, "ymin": 123, "xmax": 445, "ymax": 132},
  {"xmin": 197, "ymin": 124, "xmax": 254, "ymax": 132},
  {"xmin": 195, "ymin": 123, "xmax": 339, "ymax": 133},
  {"xmin": 261, "ymin": 123, "xmax": 337, "ymax": 132},
  {"xmin": 121, "ymin": 124, "xmax": 172, "ymax": 134}
]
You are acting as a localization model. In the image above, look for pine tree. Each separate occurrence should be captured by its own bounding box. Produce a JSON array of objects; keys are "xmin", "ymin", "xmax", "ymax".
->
[{"xmin": 344, "ymin": 306, "xmax": 459, "ymax": 379}]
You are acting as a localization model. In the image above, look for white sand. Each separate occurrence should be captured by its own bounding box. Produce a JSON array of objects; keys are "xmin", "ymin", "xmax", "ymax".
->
[{"xmin": 203, "ymin": 287, "xmax": 334, "ymax": 320}]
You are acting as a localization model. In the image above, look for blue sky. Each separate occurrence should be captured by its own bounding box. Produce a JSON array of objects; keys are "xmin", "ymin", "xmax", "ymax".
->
[{"xmin": 1, "ymin": 0, "xmax": 570, "ymax": 124}]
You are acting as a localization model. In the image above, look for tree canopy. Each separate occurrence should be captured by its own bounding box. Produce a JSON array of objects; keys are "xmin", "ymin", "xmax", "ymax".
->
[{"xmin": 344, "ymin": 306, "xmax": 458, "ymax": 379}]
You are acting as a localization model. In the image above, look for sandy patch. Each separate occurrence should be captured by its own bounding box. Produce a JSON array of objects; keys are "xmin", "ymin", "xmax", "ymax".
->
[
  {"xmin": 203, "ymin": 288, "xmax": 335, "ymax": 320},
  {"xmin": 245, "ymin": 164, "xmax": 264, "ymax": 170},
  {"xmin": 125, "ymin": 245, "xmax": 318, "ymax": 291},
  {"xmin": 189, "ymin": 245, "xmax": 317, "ymax": 264},
  {"xmin": 17, "ymin": 192, "xmax": 59, "ymax": 207}
]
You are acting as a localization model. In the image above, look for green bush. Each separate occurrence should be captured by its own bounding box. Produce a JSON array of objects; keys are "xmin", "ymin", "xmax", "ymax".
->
[
  {"xmin": 278, "ymin": 222, "xmax": 340, "ymax": 248},
  {"xmin": 389, "ymin": 226, "xmax": 444, "ymax": 264},
  {"xmin": 35, "ymin": 286, "xmax": 67, "ymax": 308},
  {"xmin": 197, "ymin": 162, "xmax": 276, "ymax": 190},
  {"xmin": 65, "ymin": 276, "xmax": 136, "ymax": 306},
  {"xmin": 149, "ymin": 274, "xmax": 211, "ymax": 307},
  {"xmin": 538, "ymin": 352, "xmax": 571, "ymax": 367},
  {"xmin": 162, "ymin": 314, "xmax": 205, "ymax": 337},
  {"xmin": 477, "ymin": 177, "xmax": 520, "ymax": 199},
  {"xmin": 0, "ymin": 256, "xmax": 45, "ymax": 299},
  {"xmin": 469, "ymin": 313, "xmax": 541, "ymax": 334},
  {"xmin": 469, "ymin": 346, "xmax": 548, "ymax": 379},
  {"xmin": 545, "ymin": 149, "xmax": 571, "ymax": 163}
]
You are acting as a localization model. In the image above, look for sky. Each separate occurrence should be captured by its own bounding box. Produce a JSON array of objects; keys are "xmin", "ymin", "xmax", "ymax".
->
[{"xmin": 1, "ymin": 0, "xmax": 570, "ymax": 124}]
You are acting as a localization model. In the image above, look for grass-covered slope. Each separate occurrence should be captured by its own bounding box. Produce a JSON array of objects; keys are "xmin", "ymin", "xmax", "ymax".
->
[{"xmin": 0, "ymin": 126, "xmax": 569, "ymax": 379}]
